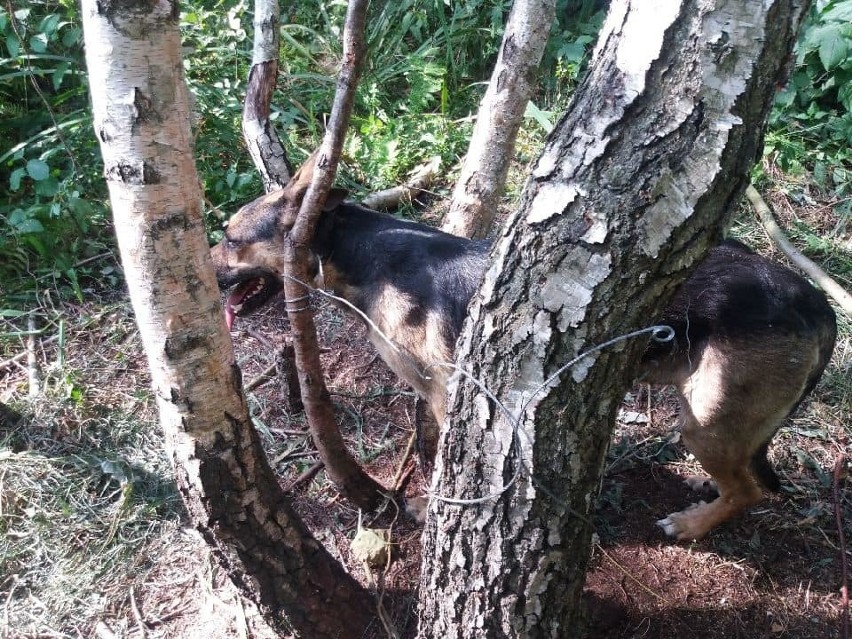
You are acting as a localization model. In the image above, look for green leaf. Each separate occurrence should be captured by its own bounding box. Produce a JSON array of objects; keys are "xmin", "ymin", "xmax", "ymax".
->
[
  {"xmin": 5, "ymin": 33, "xmax": 20, "ymax": 57},
  {"xmin": 524, "ymin": 101, "xmax": 554, "ymax": 134},
  {"xmin": 61, "ymin": 26, "xmax": 81, "ymax": 48},
  {"xmin": 822, "ymin": 2, "xmax": 852, "ymax": 22},
  {"xmin": 26, "ymin": 159, "xmax": 50, "ymax": 181},
  {"xmin": 52, "ymin": 61, "xmax": 69, "ymax": 90},
  {"xmin": 39, "ymin": 14, "xmax": 60, "ymax": 36},
  {"xmin": 839, "ymin": 80, "xmax": 852, "ymax": 112},
  {"xmin": 14, "ymin": 218, "xmax": 45, "ymax": 234},
  {"xmin": 9, "ymin": 167, "xmax": 25, "ymax": 191},
  {"xmin": 34, "ymin": 176, "xmax": 59, "ymax": 196},
  {"xmin": 818, "ymin": 26, "xmax": 847, "ymax": 70},
  {"xmin": 29, "ymin": 33, "xmax": 48, "ymax": 53}
]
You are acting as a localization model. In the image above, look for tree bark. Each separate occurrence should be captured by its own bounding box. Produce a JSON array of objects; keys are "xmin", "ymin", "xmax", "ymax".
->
[
  {"xmin": 419, "ymin": 0, "xmax": 809, "ymax": 636},
  {"xmin": 281, "ymin": 0, "xmax": 388, "ymax": 511},
  {"xmin": 243, "ymin": 0, "xmax": 293, "ymax": 190},
  {"xmin": 441, "ymin": 0, "xmax": 557, "ymax": 240},
  {"xmin": 80, "ymin": 2, "xmax": 374, "ymax": 637}
]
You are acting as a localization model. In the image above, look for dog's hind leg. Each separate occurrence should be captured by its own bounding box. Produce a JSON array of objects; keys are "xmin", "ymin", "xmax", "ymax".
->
[
  {"xmin": 658, "ymin": 420, "xmax": 765, "ymax": 540},
  {"xmin": 656, "ymin": 337, "xmax": 819, "ymax": 540}
]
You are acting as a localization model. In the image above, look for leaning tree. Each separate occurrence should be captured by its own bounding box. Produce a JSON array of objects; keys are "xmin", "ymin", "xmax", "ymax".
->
[
  {"xmin": 419, "ymin": 0, "xmax": 810, "ymax": 635},
  {"xmin": 80, "ymin": 1, "xmax": 375, "ymax": 637}
]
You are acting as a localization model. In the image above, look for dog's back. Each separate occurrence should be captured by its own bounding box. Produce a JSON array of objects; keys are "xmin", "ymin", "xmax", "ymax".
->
[
  {"xmin": 314, "ymin": 203, "xmax": 489, "ymax": 421},
  {"xmin": 644, "ymin": 240, "xmax": 836, "ymax": 539}
]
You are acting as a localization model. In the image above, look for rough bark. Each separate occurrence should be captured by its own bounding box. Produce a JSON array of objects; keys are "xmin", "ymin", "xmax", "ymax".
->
[
  {"xmin": 441, "ymin": 0, "xmax": 557, "ymax": 240},
  {"xmin": 419, "ymin": 0, "xmax": 809, "ymax": 636},
  {"xmin": 243, "ymin": 0, "xmax": 292, "ymax": 190},
  {"xmin": 282, "ymin": 0, "xmax": 387, "ymax": 511},
  {"xmin": 80, "ymin": 2, "xmax": 374, "ymax": 637}
]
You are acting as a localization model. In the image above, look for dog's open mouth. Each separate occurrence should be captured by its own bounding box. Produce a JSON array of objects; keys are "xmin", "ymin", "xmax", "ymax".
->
[{"xmin": 223, "ymin": 274, "xmax": 282, "ymax": 330}]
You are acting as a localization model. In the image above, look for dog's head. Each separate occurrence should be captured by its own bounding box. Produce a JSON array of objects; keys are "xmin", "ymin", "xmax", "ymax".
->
[{"xmin": 210, "ymin": 153, "xmax": 347, "ymax": 329}]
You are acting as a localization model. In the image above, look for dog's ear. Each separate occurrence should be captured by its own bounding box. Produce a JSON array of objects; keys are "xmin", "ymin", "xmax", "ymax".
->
[
  {"xmin": 274, "ymin": 150, "xmax": 321, "ymax": 226},
  {"xmin": 285, "ymin": 150, "xmax": 320, "ymax": 198},
  {"xmin": 324, "ymin": 188, "xmax": 348, "ymax": 211}
]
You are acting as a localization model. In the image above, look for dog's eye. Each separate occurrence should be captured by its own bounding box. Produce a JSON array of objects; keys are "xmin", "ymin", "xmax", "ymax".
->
[{"xmin": 226, "ymin": 238, "xmax": 240, "ymax": 250}]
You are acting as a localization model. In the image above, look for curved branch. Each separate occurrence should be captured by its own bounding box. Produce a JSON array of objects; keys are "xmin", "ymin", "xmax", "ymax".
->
[
  {"xmin": 746, "ymin": 185, "xmax": 852, "ymax": 316},
  {"xmin": 283, "ymin": 0, "xmax": 387, "ymax": 510}
]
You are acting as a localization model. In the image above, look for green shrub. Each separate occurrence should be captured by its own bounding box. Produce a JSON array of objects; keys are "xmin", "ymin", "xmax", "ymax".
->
[{"xmin": 768, "ymin": 0, "xmax": 852, "ymax": 203}]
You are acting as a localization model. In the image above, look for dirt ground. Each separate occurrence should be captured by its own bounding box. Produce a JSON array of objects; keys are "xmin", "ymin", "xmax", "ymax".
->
[
  {"xmin": 1, "ymin": 241, "xmax": 849, "ymax": 638},
  {"xmin": 221, "ymin": 291, "xmax": 849, "ymax": 638}
]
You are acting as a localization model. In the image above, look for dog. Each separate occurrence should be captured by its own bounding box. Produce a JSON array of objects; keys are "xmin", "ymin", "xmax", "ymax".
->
[{"xmin": 211, "ymin": 157, "xmax": 837, "ymax": 540}]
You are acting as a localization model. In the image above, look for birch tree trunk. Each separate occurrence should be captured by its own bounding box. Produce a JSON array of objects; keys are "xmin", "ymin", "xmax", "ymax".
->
[
  {"xmin": 243, "ymin": 0, "xmax": 293, "ymax": 190},
  {"xmin": 419, "ymin": 0, "xmax": 809, "ymax": 636},
  {"xmin": 80, "ymin": 3, "xmax": 374, "ymax": 637},
  {"xmin": 441, "ymin": 0, "xmax": 557, "ymax": 240}
]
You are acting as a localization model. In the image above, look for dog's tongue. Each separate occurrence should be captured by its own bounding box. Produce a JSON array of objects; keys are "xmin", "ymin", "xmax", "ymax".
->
[
  {"xmin": 224, "ymin": 300, "xmax": 236, "ymax": 331},
  {"xmin": 224, "ymin": 280, "xmax": 257, "ymax": 331}
]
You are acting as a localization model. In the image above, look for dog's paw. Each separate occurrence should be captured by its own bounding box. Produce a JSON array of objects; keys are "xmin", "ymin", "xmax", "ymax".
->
[
  {"xmin": 684, "ymin": 475, "xmax": 718, "ymax": 494},
  {"xmin": 656, "ymin": 501, "xmax": 708, "ymax": 540},
  {"xmin": 404, "ymin": 495, "xmax": 429, "ymax": 523}
]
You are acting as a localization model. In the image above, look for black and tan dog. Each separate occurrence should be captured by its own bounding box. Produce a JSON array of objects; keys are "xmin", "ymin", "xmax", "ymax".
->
[{"xmin": 211, "ymin": 159, "xmax": 837, "ymax": 541}]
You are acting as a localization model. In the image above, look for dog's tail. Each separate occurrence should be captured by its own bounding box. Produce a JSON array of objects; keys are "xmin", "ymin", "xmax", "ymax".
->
[{"xmin": 750, "ymin": 442, "xmax": 781, "ymax": 492}]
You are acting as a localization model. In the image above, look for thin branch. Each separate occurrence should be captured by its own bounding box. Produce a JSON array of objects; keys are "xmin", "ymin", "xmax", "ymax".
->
[
  {"xmin": 282, "ymin": 0, "xmax": 386, "ymax": 510},
  {"xmin": 834, "ymin": 453, "xmax": 849, "ymax": 639},
  {"xmin": 283, "ymin": 461, "xmax": 325, "ymax": 492},
  {"xmin": 746, "ymin": 185, "xmax": 852, "ymax": 316}
]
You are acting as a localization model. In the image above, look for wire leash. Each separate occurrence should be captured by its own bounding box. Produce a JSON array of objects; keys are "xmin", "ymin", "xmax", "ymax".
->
[{"xmin": 276, "ymin": 271, "xmax": 676, "ymax": 513}]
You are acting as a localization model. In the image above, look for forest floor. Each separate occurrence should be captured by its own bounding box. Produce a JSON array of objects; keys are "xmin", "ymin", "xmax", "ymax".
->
[{"xmin": 1, "ymin": 189, "xmax": 850, "ymax": 638}]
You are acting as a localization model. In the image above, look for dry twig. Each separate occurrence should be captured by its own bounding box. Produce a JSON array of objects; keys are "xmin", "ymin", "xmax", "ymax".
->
[
  {"xmin": 834, "ymin": 453, "xmax": 849, "ymax": 639},
  {"xmin": 746, "ymin": 185, "xmax": 852, "ymax": 315}
]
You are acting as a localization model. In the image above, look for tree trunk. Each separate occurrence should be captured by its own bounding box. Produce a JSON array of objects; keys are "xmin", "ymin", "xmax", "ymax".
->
[
  {"xmin": 419, "ymin": 0, "xmax": 809, "ymax": 636},
  {"xmin": 243, "ymin": 0, "xmax": 293, "ymax": 190},
  {"xmin": 441, "ymin": 0, "xmax": 557, "ymax": 240},
  {"xmin": 80, "ymin": 2, "xmax": 374, "ymax": 637}
]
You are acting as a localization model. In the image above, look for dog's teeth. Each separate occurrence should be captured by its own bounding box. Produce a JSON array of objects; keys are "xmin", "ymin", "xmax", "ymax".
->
[
  {"xmin": 246, "ymin": 281, "xmax": 264, "ymax": 300},
  {"xmin": 232, "ymin": 303, "xmax": 243, "ymax": 313}
]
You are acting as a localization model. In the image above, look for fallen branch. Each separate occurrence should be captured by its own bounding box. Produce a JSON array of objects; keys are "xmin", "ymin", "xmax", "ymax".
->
[
  {"xmin": 746, "ymin": 185, "xmax": 852, "ymax": 316},
  {"xmin": 834, "ymin": 453, "xmax": 849, "ymax": 639},
  {"xmin": 362, "ymin": 156, "xmax": 441, "ymax": 211}
]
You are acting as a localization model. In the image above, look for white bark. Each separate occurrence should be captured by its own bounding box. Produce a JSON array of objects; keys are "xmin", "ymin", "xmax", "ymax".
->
[
  {"xmin": 420, "ymin": 0, "xmax": 810, "ymax": 636},
  {"xmin": 441, "ymin": 0, "xmax": 557, "ymax": 239},
  {"xmin": 243, "ymin": 0, "xmax": 292, "ymax": 190},
  {"xmin": 81, "ymin": 3, "xmax": 373, "ymax": 636},
  {"xmin": 81, "ymin": 1, "xmax": 234, "ymax": 444}
]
